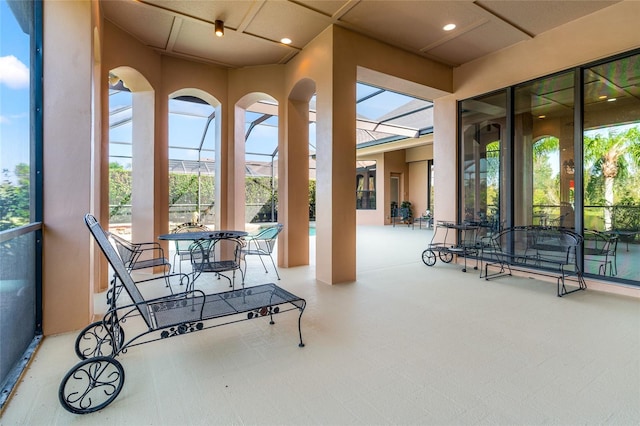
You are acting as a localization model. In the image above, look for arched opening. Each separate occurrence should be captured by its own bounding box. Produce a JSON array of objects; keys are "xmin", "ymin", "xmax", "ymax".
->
[
  {"xmin": 532, "ymin": 136, "xmax": 565, "ymax": 226},
  {"xmin": 107, "ymin": 66, "xmax": 154, "ymax": 244},
  {"xmin": 167, "ymin": 89, "xmax": 220, "ymax": 230},
  {"xmin": 241, "ymin": 94, "xmax": 279, "ymax": 228}
]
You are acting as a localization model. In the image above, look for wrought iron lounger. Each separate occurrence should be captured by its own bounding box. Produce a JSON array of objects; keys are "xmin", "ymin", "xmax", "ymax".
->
[{"xmin": 59, "ymin": 214, "xmax": 306, "ymax": 414}]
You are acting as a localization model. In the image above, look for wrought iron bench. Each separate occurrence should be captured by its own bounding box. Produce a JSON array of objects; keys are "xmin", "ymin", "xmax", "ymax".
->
[
  {"xmin": 59, "ymin": 214, "xmax": 306, "ymax": 414},
  {"xmin": 480, "ymin": 226, "xmax": 587, "ymax": 297}
]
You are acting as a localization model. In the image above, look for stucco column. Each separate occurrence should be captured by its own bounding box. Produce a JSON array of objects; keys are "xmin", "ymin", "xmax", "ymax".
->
[
  {"xmin": 281, "ymin": 98, "xmax": 310, "ymax": 267},
  {"xmin": 43, "ymin": 0, "xmax": 93, "ymax": 334},
  {"xmin": 433, "ymin": 97, "xmax": 457, "ymax": 228},
  {"xmin": 315, "ymin": 70, "xmax": 357, "ymax": 284},
  {"xmin": 131, "ymin": 91, "xmax": 156, "ymax": 245},
  {"xmin": 230, "ymin": 105, "xmax": 245, "ymax": 230}
]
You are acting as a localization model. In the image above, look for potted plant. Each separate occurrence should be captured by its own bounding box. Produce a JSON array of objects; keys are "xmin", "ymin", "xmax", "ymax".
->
[{"xmin": 400, "ymin": 200, "xmax": 413, "ymax": 224}]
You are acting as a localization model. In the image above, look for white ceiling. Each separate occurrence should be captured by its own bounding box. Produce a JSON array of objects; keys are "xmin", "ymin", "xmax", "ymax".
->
[{"xmin": 101, "ymin": 0, "xmax": 620, "ymax": 69}]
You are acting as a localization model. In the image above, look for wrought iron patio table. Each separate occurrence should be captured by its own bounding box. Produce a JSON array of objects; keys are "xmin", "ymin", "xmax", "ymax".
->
[
  {"xmin": 159, "ymin": 230, "xmax": 248, "ymax": 285},
  {"xmin": 158, "ymin": 230, "xmax": 248, "ymax": 242}
]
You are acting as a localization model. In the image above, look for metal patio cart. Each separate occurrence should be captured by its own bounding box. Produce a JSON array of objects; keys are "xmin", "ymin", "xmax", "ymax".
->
[
  {"xmin": 421, "ymin": 221, "xmax": 481, "ymax": 272},
  {"xmin": 59, "ymin": 215, "xmax": 306, "ymax": 414}
]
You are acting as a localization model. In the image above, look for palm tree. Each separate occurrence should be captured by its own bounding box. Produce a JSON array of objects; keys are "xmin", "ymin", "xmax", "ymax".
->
[
  {"xmin": 584, "ymin": 127, "xmax": 640, "ymax": 230},
  {"xmin": 532, "ymin": 136, "xmax": 560, "ymax": 208}
]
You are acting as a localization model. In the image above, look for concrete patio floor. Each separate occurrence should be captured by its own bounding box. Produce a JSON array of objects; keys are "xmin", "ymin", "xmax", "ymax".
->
[{"xmin": 2, "ymin": 225, "xmax": 639, "ymax": 425}]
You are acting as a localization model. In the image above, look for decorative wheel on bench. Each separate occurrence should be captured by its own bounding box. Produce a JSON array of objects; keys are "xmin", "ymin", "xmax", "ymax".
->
[
  {"xmin": 74, "ymin": 320, "xmax": 125, "ymax": 360},
  {"xmin": 59, "ymin": 356, "xmax": 125, "ymax": 414}
]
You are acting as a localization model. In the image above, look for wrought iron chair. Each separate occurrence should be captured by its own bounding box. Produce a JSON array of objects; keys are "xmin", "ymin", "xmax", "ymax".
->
[
  {"xmin": 109, "ymin": 232, "xmax": 171, "ymax": 275},
  {"xmin": 583, "ymin": 229, "xmax": 618, "ymax": 276},
  {"xmin": 170, "ymin": 222, "xmax": 210, "ymax": 273},
  {"xmin": 242, "ymin": 224, "xmax": 284, "ymax": 280},
  {"xmin": 108, "ymin": 232, "xmax": 173, "ymax": 297},
  {"xmin": 189, "ymin": 237, "xmax": 244, "ymax": 289}
]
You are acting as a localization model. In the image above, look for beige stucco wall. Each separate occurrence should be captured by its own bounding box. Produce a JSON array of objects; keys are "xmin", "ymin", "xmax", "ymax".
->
[
  {"xmin": 384, "ymin": 150, "xmax": 409, "ymax": 221},
  {"xmin": 407, "ymin": 144, "xmax": 432, "ymax": 220},
  {"xmin": 408, "ymin": 161, "xmax": 428, "ymax": 219}
]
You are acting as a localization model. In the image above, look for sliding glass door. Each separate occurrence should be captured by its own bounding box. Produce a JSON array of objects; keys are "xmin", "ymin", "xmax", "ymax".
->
[{"xmin": 459, "ymin": 50, "xmax": 640, "ymax": 285}]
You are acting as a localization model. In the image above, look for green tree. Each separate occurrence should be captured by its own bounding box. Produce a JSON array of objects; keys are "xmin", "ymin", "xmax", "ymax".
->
[
  {"xmin": 532, "ymin": 137, "xmax": 560, "ymax": 212},
  {"xmin": 0, "ymin": 164, "xmax": 30, "ymax": 230},
  {"xmin": 485, "ymin": 140, "xmax": 500, "ymax": 210},
  {"xmin": 109, "ymin": 163, "xmax": 132, "ymax": 219},
  {"xmin": 584, "ymin": 127, "xmax": 640, "ymax": 229}
]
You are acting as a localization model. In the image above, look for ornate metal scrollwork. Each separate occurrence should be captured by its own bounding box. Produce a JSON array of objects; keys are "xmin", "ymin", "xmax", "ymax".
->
[
  {"xmin": 59, "ymin": 356, "xmax": 125, "ymax": 414},
  {"xmin": 75, "ymin": 320, "xmax": 125, "ymax": 360},
  {"xmin": 246, "ymin": 305, "xmax": 279, "ymax": 319},
  {"xmin": 223, "ymin": 288, "xmax": 253, "ymax": 300},
  {"xmin": 160, "ymin": 322, "xmax": 203, "ymax": 338},
  {"xmin": 151, "ymin": 299, "xmax": 190, "ymax": 313}
]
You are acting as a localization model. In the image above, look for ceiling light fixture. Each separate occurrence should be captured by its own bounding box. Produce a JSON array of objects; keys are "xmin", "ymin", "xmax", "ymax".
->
[
  {"xmin": 599, "ymin": 95, "xmax": 608, "ymax": 100},
  {"xmin": 215, "ymin": 20, "xmax": 224, "ymax": 37},
  {"xmin": 443, "ymin": 23, "xmax": 456, "ymax": 31},
  {"xmin": 538, "ymin": 115, "xmax": 546, "ymax": 119},
  {"xmin": 281, "ymin": 37, "xmax": 292, "ymax": 45},
  {"xmin": 607, "ymin": 98, "xmax": 617, "ymax": 102}
]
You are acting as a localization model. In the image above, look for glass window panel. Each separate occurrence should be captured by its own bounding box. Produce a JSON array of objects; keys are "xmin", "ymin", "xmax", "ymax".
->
[
  {"xmin": 459, "ymin": 51, "xmax": 639, "ymax": 286},
  {"xmin": 459, "ymin": 90, "xmax": 506, "ymax": 230},
  {"xmin": 1, "ymin": 0, "xmax": 32, "ymax": 229},
  {"xmin": 0, "ymin": 0, "xmax": 39, "ymax": 403},
  {"xmin": 583, "ymin": 53, "xmax": 640, "ymax": 280},
  {"xmin": 356, "ymin": 161, "xmax": 376, "ymax": 210},
  {"xmin": 514, "ymin": 71, "xmax": 575, "ymax": 228}
]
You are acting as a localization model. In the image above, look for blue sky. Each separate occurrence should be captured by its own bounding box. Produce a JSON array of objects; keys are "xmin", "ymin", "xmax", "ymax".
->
[{"xmin": 0, "ymin": 0, "xmax": 31, "ymax": 177}]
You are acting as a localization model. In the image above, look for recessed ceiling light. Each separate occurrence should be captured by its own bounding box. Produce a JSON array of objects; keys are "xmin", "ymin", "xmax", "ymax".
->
[
  {"xmin": 607, "ymin": 98, "xmax": 617, "ymax": 102},
  {"xmin": 443, "ymin": 23, "xmax": 456, "ymax": 31},
  {"xmin": 281, "ymin": 38, "xmax": 292, "ymax": 45},
  {"xmin": 599, "ymin": 95, "xmax": 608, "ymax": 100},
  {"xmin": 538, "ymin": 115, "xmax": 546, "ymax": 119}
]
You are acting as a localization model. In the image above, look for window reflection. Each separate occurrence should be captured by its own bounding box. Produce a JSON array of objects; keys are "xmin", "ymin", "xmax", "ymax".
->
[
  {"xmin": 514, "ymin": 71, "xmax": 575, "ymax": 228},
  {"xmin": 356, "ymin": 161, "xmax": 376, "ymax": 210},
  {"xmin": 459, "ymin": 91, "xmax": 505, "ymax": 231},
  {"xmin": 459, "ymin": 52, "xmax": 640, "ymax": 284},
  {"xmin": 583, "ymin": 53, "xmax": 640, "ymax": 279}
]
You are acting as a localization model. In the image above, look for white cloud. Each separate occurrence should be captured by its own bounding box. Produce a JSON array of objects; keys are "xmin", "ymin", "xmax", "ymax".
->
[
  {"xmin": 0, "ymin": 55, "xmax": 30, "ymax": 89},
  {"xmin": 0, "ymin": 115, "xmax": 9, "ymax": 124}
]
